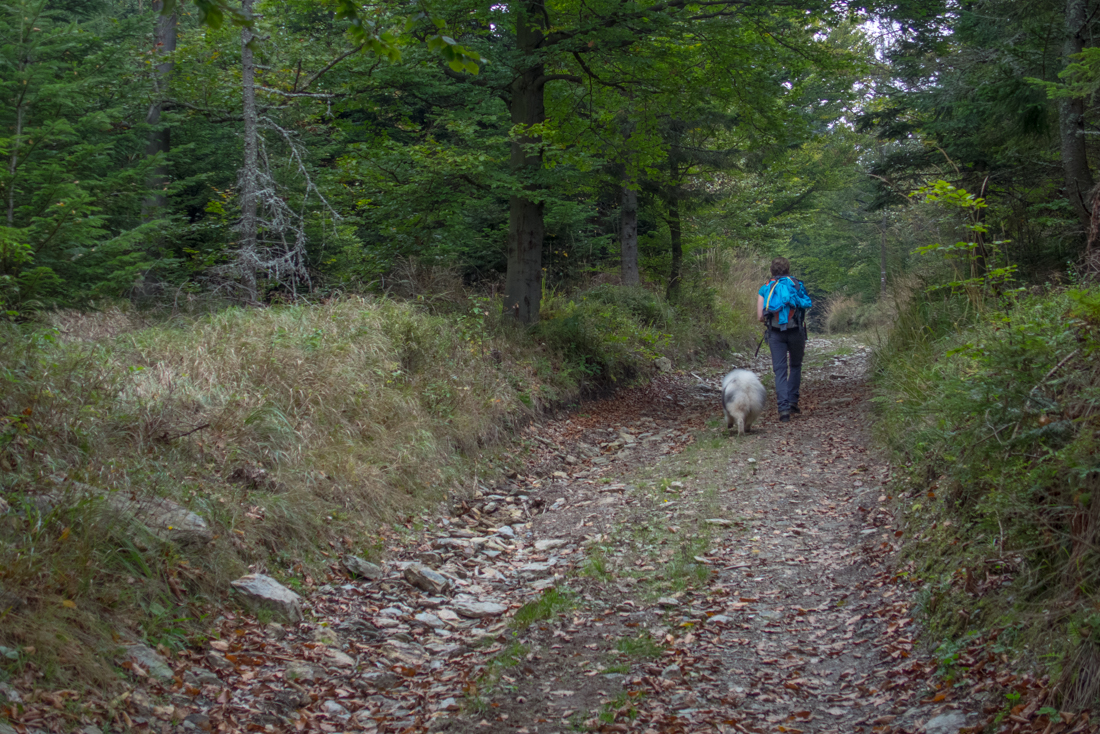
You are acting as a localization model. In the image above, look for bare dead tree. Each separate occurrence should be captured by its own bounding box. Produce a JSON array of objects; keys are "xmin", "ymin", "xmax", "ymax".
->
[
  {"xmin": 216, "ymin": 0, "xmax": 339, "ymax": 303},
  {"xmin": 213, "ymin": 117, "xmax": 340, "ymax": 301}
]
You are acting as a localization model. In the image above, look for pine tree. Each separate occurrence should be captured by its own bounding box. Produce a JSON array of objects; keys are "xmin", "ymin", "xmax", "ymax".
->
[{"xmin": 0, "ymin": 0, "xmax": 164, "ymax": 311}]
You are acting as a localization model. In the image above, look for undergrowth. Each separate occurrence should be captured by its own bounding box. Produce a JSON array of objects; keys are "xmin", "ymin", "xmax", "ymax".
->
[
  {"xmin": 0, "ymin": 270, "xmax": 759, "ymax": 692},
  {"xmin": 823, "ymin": 275, "xmax": 919, "ymax": 335},
  {"xmin": 875, "ymin": 285, "xmax": 1100, "ymax": 709}
]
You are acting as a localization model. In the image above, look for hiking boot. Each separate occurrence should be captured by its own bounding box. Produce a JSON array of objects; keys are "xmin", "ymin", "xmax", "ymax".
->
[
  {"xmin": 779, "ymin": 413, "xmax": 790, "ymax": 422},
  {"xmin": 790, "ymin": 405, "xmax": 801, "ymax": 415}
]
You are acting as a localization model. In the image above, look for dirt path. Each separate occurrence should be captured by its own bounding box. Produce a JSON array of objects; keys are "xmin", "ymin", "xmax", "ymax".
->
[
  {"xmin": 71, "ymin": 337, "xmax": 989, "ymax": 734},
  {"xmin": 416, "ymin": 337, "xmax": 976, "ymax": 734}
]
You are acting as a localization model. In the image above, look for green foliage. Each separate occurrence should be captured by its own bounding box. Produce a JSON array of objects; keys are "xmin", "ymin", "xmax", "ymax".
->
[
  {"xmin": 0, "ymin": 0, "xmax": 167, "ymax": 313},
  {"xmin": 582, "ymin": 285, "xmax": 674, "ymax": 328},
  {"xmin": 876, "ymin": 287, "xmax": 1100, "ymax": 678},
  {"xmin": 536, "ymin": 289, "xmax": 670, "ymax": 384},
  {"xmin": 1027, "ymin": 47, "xmax": 1100, "ymax": 101},
  {"xmin": 512, "ymin": 588, "xmax": 575, "ymax": 630},
  {"xmin": 865, "ymin": 0, "xmax": 1085, "ymax": 278},
  {"xmin": 912, "ymin": 181, "xmax": 1017, "ymax": 304},
  {"xmin": 535, "ymin": 278, "xmax": 757, "ymax": 386},
  {"xmin": 614, "ymin": 633, "xmax": 664, "ymax": 660}
]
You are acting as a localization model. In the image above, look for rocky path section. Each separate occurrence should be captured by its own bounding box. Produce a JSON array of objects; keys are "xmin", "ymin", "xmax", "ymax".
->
[{"xmin": 5, "ymin": 338, "xmax": 1090, "ymax": 734}]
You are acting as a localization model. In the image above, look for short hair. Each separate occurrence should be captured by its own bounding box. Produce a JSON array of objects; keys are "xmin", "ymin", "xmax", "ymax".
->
[{"xmin": 770, "ymin": 257, "xmax": 790, "ymax": 278}]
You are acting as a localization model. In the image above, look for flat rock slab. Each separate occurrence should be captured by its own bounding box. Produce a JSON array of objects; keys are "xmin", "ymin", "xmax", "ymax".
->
[
  {"xmin": 341, "ymin": 555, "xmax": 382, "ymax": 580},
  {"xmin": 534, "ymin": 538, "xmax": 568, "ymax": 552},
  {"xmin": 124, "ymin": 643, "xmax": 174, "ymax": 682},
  {"xmin": 414, "ymin": 613, "xmax": 446, "ymax": 629},
  {"xmin": 32, "ymin": 479, "xmax": 212, "ymax": 548},
  {"xmin": 285, "ymin": 662, "xmax": 318, "ymax": 682},
  {"xmin": 326, "ymin": 650, "xmax": 356, "ymax": 668},
  {"xmin": 381, "ymin": 640, "xmax": 428, "ymax": 667},
  {"xmin": 403, "ymin": 563, "xmax": 451, "ymax": 594},
  {"xmin": 924, "ymin": 712, "xmax": 969, "ymax": 734},
  {"xmin": 230, "ymin": 574, "xmax": 303, "ymax": 623},
  {"xmin": 517, "ymin": 562, "xmax": 554, "ymax": 578},
  {"xmin": 452, "ymin": 600, "xmax": 507, "ymax": 619}
]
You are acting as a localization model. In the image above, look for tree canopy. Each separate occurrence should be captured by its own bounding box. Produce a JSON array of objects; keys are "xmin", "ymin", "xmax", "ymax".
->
[{"xmin": 3, "ymin": 0, "xmax": 1098, "ymax": 318}]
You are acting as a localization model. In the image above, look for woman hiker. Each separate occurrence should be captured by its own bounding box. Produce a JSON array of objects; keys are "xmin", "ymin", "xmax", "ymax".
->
[{"xmin": 756, "ymin": 257, "xmax": 813, "ymax": 422}]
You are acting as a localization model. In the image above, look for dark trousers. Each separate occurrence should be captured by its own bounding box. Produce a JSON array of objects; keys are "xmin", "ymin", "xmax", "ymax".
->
[{"xmin": 768, "ymin": 327, "xmax": 805, "ymax": 414}]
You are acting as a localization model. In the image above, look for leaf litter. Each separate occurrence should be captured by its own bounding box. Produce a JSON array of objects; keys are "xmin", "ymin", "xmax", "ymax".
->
[{"xmin": 1, "ymin": 338, "xmax": 1095, "ymax": 734}]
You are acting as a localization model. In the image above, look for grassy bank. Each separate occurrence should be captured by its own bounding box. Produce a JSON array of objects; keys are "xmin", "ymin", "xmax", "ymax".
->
[
  {"xmin": 0, "ymin": 266, "xmax": 760, "ymax": 691},
  {"xmin": 874, "ymin": 286, "xmax": 1100, "ymax": 708}
]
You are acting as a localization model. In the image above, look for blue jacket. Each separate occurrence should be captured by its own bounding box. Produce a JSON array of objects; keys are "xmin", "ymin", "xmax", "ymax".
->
[{"xmin": 758, "ymin": 277, "xmax": 812, "ymax": 330}]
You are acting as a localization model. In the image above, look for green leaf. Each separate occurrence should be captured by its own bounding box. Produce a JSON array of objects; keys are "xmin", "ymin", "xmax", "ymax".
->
[{"xmin": 193, "ymin": 0, "xmax": 224, "ymax": 29}]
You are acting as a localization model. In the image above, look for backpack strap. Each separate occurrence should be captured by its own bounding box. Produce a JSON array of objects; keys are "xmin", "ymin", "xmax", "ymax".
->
[
  {"xmin": 764, "ymin": 279, "xmax": 780, "ymax": 328},
  {"xmin": 764, "ymin": 279, "xmax": 780, "ymax": 313}
]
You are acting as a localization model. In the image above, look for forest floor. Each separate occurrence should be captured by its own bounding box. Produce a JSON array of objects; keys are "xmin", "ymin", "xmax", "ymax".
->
[{"xmin": 10, "ymin": 336, "xmax": 1081, "ymax": 734}]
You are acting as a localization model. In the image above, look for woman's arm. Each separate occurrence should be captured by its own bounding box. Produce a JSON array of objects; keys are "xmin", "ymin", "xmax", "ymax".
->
[{"xmin": 757, "ymin": 294, "xmax": 765, "ymax": 322}]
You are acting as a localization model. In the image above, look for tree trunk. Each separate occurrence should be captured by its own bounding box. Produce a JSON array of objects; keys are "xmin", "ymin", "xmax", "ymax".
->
[
  {"xmin": 6, "ymin": 22, "xmax": 29, "ymax": 229},
  {"xmin": 620, "ymin": 182, "xmax": 639, "ymax": 286},
  {"xmin": 1060, "ymin": 0, "xmax": 1094, "ymax": 229},
  {"xmin": 879, "ymin": 209, "xmax": 887, "ymax": 298},
  {"xmin": 973, "ymin": 176, "xmax": 990, "ymax": 277},
  {"xmin": 620, "ymin": 115, "xmax": 639, "ymax": 286},
  {"xmin": 666, "ymin": 197, "xmax": 682, "ymax": 301},
  {"xmin": 238, "ymin": 0, "xmax": 259, "ymax": 302},
  {"xmin": 7, "ymin": 103, "xmax": 22, "ymax": 229},
  {"xmin": 503, "ymin": 3, "xmax": 546, "ymax": 324},
  {"xmin": 142, "ymin": 0, "xmax": 176, "ymax": 218}
]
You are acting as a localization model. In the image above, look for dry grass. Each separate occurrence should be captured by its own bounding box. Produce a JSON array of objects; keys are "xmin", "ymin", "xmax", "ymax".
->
[
  {"xmin": 703, "ymin": 248, "xmax": 768, "ymax": 323},
  {"xmin": 44, "ymin": 305, "xmax": 150, "ymax": 342},
  {"xmin": 0, "ymin": 296, "xmax": 538, "ymax": 686},
  {"xmin": 823, "ymin": 276, "xmax": 922, "ymax": 336},
  {"xmin": 384, "ymin": 257, "xmax": 468, "ymax": 308},
  {"xmin": 823, "ymin": 294, "xmax": 862, "ymax": 334}
]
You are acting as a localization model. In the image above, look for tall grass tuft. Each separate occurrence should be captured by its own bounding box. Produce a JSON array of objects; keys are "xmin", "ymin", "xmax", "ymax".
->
[
  {"xmin": 823, "ymin": 276, "xmax": 921, "ymax": 336},
  {"xmin": 702, "ymin": 248, "xmax": 767, "ymax": 325},
  {"xmin": 822, "ymin": 294, "xmax": 862, "ymax": 334}
]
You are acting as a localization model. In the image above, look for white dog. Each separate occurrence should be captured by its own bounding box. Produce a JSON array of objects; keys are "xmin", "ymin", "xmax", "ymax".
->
[{"xmin": 721, "ymin": 369, "xmax": 766, "ymax": 435}]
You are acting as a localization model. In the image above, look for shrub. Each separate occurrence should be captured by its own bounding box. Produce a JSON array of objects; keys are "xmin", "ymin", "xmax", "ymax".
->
[
  {"xmin": 582, "ymin": 285, "xmax": 675, "ymax": 327},
  {"xmin": 823, "ymin": 294, "xmax": 862, "ymax": 333},
  {"xmin": 536, "ymin": 288, "xmax": 670, "ymax": 385},
  {"xmin": 875, "ymin": 286, "xmax": 1100, "ymax": 703}
]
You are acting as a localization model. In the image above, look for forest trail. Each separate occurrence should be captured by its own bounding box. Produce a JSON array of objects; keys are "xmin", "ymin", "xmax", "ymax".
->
[{"xmin": 104, "ymin": 338, "xmax": 983, "ymax": 734}]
